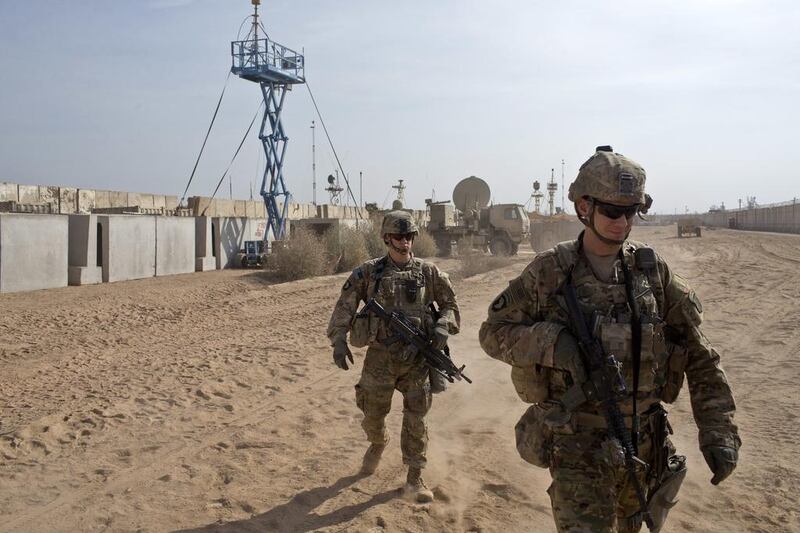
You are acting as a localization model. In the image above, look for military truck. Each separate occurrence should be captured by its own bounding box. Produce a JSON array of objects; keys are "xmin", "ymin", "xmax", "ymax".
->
[
  {"xmin": 677, "ymin": 217, "xmax": 702, "ymax": 237},
  {"xmin": 427, "ymin": 176, "xmax": 529, "ymax": 256},
  {"xmin": 237, "ymin": 240, "xmax": 266, "ymax": 267}
]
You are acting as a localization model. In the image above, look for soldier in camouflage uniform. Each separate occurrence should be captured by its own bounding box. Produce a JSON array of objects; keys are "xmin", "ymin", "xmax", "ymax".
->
[
  {"xmin": 327, "ymin": 210, "xmax": 460, "ymax": 503},
  {"xmin": 479, "ymin": 146, "xmax": 740, "ymax": 532}
]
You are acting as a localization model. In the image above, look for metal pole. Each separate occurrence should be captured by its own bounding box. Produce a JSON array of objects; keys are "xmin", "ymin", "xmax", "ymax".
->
[
  {"xmin": 561, "ymin": 159, "xmax": 565, "ymax": 213},
  {"xmin": 359, "ymin": 170, "xmax": 363, "ymax": 209},
  {"xmin": 311, "ymin": 120, "xmax": 316, "ymax": 205}
]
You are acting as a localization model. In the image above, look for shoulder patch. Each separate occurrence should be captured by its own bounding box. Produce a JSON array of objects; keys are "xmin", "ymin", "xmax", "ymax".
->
[{"xmin": 491, "ymin": 292, "xmax": 510, "ymax": 312}]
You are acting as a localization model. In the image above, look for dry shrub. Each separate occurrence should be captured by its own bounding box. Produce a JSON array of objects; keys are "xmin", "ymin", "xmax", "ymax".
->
[
  {"xmin": 412, "ymin": 228, "xmax": 438, "ymax": 258},
  {"xmin": 269, "ymin": 226, "xmax": 330, "ymax": 281},
  {"xmin": 363, "ymin": 224, "xmax": 386, "ymax": 259},
  {"xmin": 456, "ymin": 253, "xmax": 513, "ymax": 279},
  {"xmin": 326, "ymin": 225, "xmax": 370, "ymax": 273}
]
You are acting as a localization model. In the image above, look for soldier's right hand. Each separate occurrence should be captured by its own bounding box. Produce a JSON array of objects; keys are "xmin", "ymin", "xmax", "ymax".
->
[
  {"xmin": 553, "ymin": 332, "xmax": 587, "ymax": 383},
  {"xmin": 333, "ymin": 338, "xmax": 354, "ymax": 370}
]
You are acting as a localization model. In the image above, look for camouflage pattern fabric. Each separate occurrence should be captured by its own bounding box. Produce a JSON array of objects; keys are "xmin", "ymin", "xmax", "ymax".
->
[
  {"xmin": 328, "ymin": 254, "xmax": 459, "ymax": 468},
  {"xmin": 568, "ymin": 147, "xmax": 647, "ymax": 205},
  {"xmin": 355, "ymin": 346, "xmax": 431, "ymax": 467},
  {"xmin": 479, "ymin": 235, "xmax": 740, "ymax": 531}
]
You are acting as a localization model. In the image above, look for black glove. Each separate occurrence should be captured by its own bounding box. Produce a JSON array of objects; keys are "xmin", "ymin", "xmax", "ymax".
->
[
  {"xmin": 332, "ymin": 338, "xmax": 354, "ymax": 370},
  {"xmin": 432, "ymin": 320, "xmax": 449, "ymax": 351},
  {"xmin": 702, "ymin": 445, "xmax": 738, "ymax": 485},
  {"xmin": 553, "ymin": 331, "xmax": 587, "ymax": 383}
]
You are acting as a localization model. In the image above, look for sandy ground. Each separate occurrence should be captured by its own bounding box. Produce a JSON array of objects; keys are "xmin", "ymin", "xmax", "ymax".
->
[{"xmin": 1, "ymin": 226, "xmax": 798, "ymax": 533}]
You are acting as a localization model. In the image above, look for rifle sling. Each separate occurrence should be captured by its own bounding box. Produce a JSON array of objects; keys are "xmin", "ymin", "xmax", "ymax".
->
[{"xmin": 618, "ymin": 250, "xmax": 642, "ymax": 454}]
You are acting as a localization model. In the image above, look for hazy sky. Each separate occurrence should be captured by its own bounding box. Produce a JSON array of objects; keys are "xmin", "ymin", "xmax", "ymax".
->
[{"xmin": 1, "ymin": 1, "xmax": 798, "ymax": 214}]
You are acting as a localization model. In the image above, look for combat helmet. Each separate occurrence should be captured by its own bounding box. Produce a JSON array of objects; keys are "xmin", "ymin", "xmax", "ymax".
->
[
  {"xmin": 568, "ymin": 146, "xmax": 652, "ymax": 212},
  {"xmin": 381, "ymin": 210, "xmax": 419, "ymax": 236}
]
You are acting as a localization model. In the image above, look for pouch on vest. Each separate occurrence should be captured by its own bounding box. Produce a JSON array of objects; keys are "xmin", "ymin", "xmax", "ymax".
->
[
  {"xmin": 515, "ymin": 404, "xmax": 553, "ymax": 468},
  {"xmin": 599, "ymin": 321, "xmax": 658, "ymax": 392},
  {"xmin": 511, "ymin": 364, "xmax": 551, "ymax": 404},
  {"xmin": 349, "ymin": 312, "xmax": 372, "ymax": 348},
  {"xmin": 660, "ymin": 341, "xmax": 688, "ymax": 403}
]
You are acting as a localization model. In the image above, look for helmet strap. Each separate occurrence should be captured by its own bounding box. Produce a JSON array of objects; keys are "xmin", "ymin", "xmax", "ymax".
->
[{"xmin": 587, "ymin": 206, "xmax": 628, "ymax": 246}]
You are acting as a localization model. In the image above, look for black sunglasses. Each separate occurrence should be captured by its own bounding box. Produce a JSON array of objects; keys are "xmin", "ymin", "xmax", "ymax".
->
[
  {"xmin": 592, "ymin": 198, "xmax": 640, "ymax": 220},
  {"xmin": 389, "ymin": 233, "xmax": 415, "ymax": 241}
]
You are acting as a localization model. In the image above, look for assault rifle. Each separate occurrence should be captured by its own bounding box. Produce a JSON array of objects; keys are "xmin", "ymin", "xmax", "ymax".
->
[
  {"xmin": 359, "ymin": 298, "xmax": 472, "ymax": 384},
  {"xmin": 559, "ymin": 278, "xmax": 654, "ymax": 530}
]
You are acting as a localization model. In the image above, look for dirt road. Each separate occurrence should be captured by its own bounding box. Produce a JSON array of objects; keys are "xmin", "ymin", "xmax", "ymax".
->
[{"xmin": 1, "ymin": 226, "xmax": 798, "ymax": 532}]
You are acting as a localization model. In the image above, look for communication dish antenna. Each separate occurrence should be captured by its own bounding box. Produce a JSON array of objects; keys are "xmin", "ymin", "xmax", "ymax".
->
[{"xmin": 453, "ymin": 176, "xmax": 491, "ymax": 211}]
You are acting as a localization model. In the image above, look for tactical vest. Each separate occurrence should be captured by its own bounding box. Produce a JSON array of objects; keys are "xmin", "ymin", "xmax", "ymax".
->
[
  {"xmin": 350, "ymin": 257, "xmax": 434, "ymax": 348},
  {"xmin": 511, "ymin": 240, "xmax": 686, "ymax": 408}
]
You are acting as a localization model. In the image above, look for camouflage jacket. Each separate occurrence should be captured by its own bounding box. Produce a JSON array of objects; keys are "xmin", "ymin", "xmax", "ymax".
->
[
  {"xmin": 479, "ymin": 236, "xmax": 740, "ymax": 450},
  {"xmin": 327, "ymin": 254, "xmax": 460, "ymax": 347}
]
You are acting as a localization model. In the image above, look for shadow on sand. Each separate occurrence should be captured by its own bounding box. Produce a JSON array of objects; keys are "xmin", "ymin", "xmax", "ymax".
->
[{"xmin": 174, "ymin": 474, "xmax": 400, "ymax": 533}]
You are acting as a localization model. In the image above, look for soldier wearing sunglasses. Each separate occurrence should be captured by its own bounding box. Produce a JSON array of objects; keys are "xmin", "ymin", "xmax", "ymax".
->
[
  {"xmin": 480, "ymin": 146, "xmax": 739, "ymax": 532},
  {"xmin": 327, "ymin": 210, "xmax": 460, "ymax": 502}
]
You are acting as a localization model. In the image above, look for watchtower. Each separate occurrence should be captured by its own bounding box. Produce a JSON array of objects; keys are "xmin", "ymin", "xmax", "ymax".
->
[{"xmin": 231, "ymin": 0, "xmax": 305, "ymax": 242}]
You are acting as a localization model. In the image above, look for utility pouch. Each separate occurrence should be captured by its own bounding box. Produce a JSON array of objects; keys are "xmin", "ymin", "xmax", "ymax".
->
[
  {"xmin": 349, "ymin": 312, "xmax": 372, "ymax": 348},
  {"xmin": 661, "ymin": 342, "xmax": 688, "ymax": 403},
  {"xmin": 429, "ymin": 368, "xmax": 448, "ymax": 394},
  {"xmin": 647, "ymin": 455, "xmax": 687, "ymax": 533},
  {"xmin": 515, "ymin": 404, "xmax": 553, "ymax": 468},
  {"xmin": 511, "ymin": 364, "xmax": 551, "ymax": 404}
]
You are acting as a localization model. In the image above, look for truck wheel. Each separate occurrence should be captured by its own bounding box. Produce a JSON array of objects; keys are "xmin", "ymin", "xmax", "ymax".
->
[
  {"xmin": 490, "ymin": 237, "xmax": 511, "ymax": 256},
  {"xmin": 510, "ymin": 243, "xmax": 519, "ymax": 255},
  {"xmin": 695, "ymin": 227, "xmax": 702, "ymax": 237}
]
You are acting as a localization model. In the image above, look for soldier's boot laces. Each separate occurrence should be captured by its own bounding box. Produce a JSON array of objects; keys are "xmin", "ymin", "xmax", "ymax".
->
[
  {"xmin": 404, "ymin": 466, "xmax": 434, "ymax": 503},
  {"xmin": 360, "ymin": 442, "xmax": 386, "ymax": 475}
]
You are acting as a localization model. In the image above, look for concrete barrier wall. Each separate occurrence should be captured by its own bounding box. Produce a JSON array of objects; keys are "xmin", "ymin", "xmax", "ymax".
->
[
  {"xmin": 99, "ymin": 215, "xmax": 156, "ymax": 283},
  {"xmin": 155, "ymin": 217, "xmax": 195, "ymax": 276},
  {"xmin": 213, "ymin": 217, "xmax": 267, "ymax": 268},
  {"xmin": 67, "ymin": 214, "xmax": 102, "ymax": 285},
  {"xmin": 0, "ymin": 214, "xmax": 68, "ymax": 293},
  {"xmin": 699, "ymin": 200, "xmax": 800, "ymax": 234}
]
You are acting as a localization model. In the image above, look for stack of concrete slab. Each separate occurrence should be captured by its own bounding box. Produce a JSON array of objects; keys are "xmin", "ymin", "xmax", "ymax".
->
[{"xmin": 0, "ymin": 213, "xmax": 68, "ymax": 293}]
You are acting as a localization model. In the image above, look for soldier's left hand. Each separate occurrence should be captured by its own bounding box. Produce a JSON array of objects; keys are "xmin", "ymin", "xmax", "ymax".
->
[
  {"xmin": 702, "ymin": 445, "xmax": 738, "ymax": 485},
  {"xmin": 432, "ymin": 320, "xmax": 449, "ymax": 351}
]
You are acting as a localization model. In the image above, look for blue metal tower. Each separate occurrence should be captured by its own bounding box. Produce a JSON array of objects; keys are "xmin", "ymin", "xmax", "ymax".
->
[{"xmin": 231, "ymin": 0, "xmax": 304, "ymax": 242}]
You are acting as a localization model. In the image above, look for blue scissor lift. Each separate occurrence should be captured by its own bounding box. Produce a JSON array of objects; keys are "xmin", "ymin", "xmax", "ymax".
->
[{"xmin": 231, "ymin": 0, "xmax": 305, "ymax": 245}]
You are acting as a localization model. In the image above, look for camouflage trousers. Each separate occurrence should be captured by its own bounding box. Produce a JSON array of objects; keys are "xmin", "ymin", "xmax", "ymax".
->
[
  {"xmin": 355, "ymin": 346, "xmax": 432, "ymax": 468},
  {"xmin": 547, "ymin": 426, "xmax": 673, "ymax": 533}
]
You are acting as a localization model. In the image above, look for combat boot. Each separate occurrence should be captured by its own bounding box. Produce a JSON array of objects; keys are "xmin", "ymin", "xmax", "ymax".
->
[
  {"xmin": 404, "ymin": 466, "xmax": 434, "ymax": 503},
  {"xmin": 360, "ymin": 441, "xmax": 387, "ymax": 475}
]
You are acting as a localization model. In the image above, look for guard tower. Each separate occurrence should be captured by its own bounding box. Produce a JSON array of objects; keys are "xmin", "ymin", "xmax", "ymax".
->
[
  {"xmin": 531, "ymin": 180, "xmax": 544, "ymax": 214},
  {"xmin": 547, "ymin": 168, "xmax": 558, "ymax": 216},
  {"xmin": 231, "ymin": 0, "xmax": 305, "ymax": 242}
]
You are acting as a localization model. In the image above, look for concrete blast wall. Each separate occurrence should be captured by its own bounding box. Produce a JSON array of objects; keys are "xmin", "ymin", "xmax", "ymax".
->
[
  {"xmin": 701, "ymin": 200, "xmax": 800, "ymax": 234},
  {"xmin": 0, "ymin": 214, "xmax": 68, "ymax": 293},
  {"xmin": 213, "ymin": 217, "xmax": 267, "ymax": 268},
  {"xmin": 195, "ymin": 217, "xmax": 216, "ymax": 271},
  {"xmin": 99, "ymin": 215, "xmax": 156, "ymax": 283},
  {"xmin": 155, "ymin": 217, "xmax": 195, "ymax": 276},
  {"xmin": 67, "ymin": 214, "xmax": 102, "ymax": 285}
]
